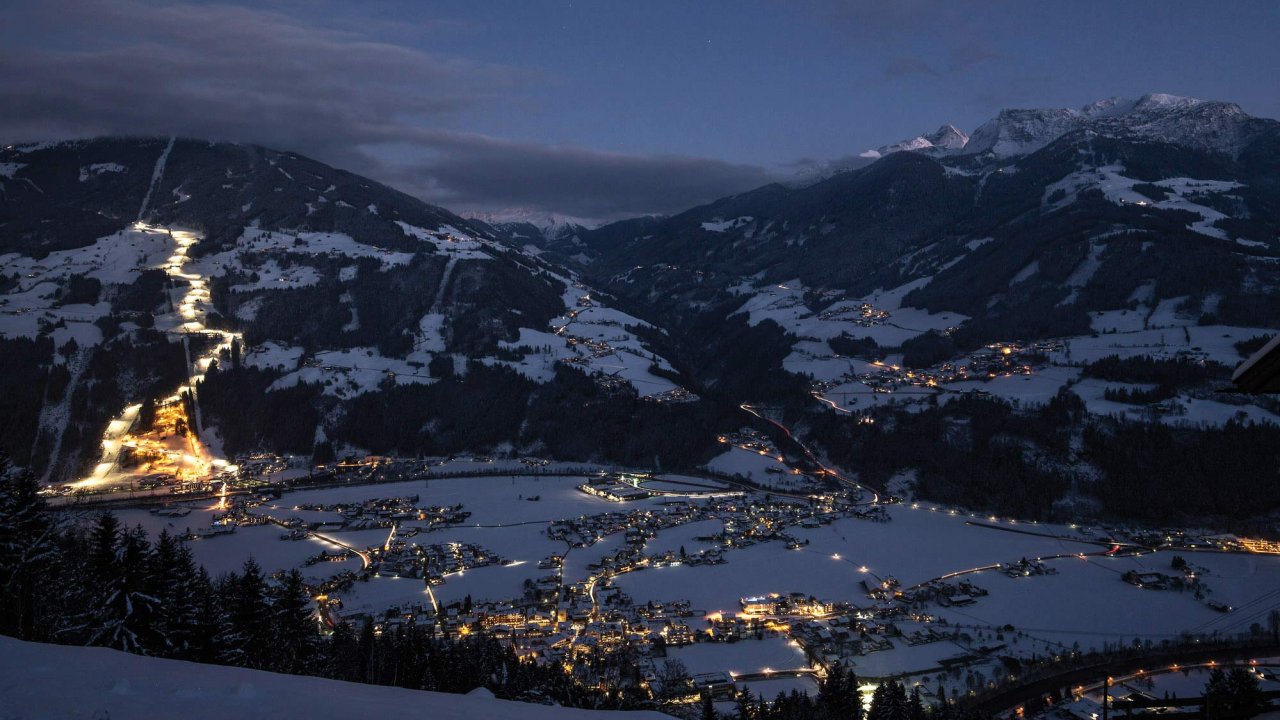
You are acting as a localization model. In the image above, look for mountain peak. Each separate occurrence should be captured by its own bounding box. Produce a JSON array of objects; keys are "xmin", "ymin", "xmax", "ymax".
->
[
  {"xmin": 862, "ymin": 124, "xmax": 971, "ymax": 159},
  {"xmin": 468, "ymin": 207, "xmax": 598, "ymax": 233},
  {"xmin": 860, "ymin": 92, "xmax": 1267, "ymax": 164},
  {"xmin": 1134, "ymin": 92, "xmax": 1204, "ymax": 111},
  {"xmin": 960, "ymin": 92, "xmax": 1263, "ymax": 158}
]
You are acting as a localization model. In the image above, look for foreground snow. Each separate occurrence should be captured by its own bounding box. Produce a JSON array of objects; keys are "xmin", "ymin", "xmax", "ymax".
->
[{"xmin": 0, "ymin": 636, "xmax": 670, "ymax": 720}]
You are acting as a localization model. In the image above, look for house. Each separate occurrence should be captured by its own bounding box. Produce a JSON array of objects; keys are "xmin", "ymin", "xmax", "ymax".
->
[
  {"xmin": 692, "ymin": 672, "xmax": 736, "ymax": 699},
  {"xmin": 1122, "ymin": 571, "xmax": 1171, "ymax": 589}
]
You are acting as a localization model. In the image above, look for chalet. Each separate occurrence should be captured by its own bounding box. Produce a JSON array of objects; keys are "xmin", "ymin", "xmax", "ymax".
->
[
  {"xmin": 1122, "ymin": 571, "xmax": 1171, "ymax": 589},
  {"xmin": 692, "ymin": 672, "xmax": 736, "ymax": 700}
]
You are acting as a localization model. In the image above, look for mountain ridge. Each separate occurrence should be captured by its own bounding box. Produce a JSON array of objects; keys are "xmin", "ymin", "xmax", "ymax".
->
[{"xmin": 860, "ymin": 93, "xmax": 1276, "ymax": 162}]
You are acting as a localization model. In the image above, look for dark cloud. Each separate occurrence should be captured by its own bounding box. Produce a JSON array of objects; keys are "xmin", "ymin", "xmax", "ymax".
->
[
  {"xmin": 800, "ymin": 0, "xmax": 1005, "ymax": 81},
  {"xmin": 947, "ymin": 42, "xmax": 1000, "ymax": 72},
  {"xmin": 0, "ymin": 0, "xmax": 776, "ymax": 221},
  {"xmin": 385, "ymin": 134, "xmax": 773, "ymax": 220}
]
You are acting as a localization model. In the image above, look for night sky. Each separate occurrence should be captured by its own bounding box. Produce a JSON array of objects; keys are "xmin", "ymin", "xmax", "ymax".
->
[{"xmin": 4, "ymin": 0, "xmax": 1278, "ymax": 220}]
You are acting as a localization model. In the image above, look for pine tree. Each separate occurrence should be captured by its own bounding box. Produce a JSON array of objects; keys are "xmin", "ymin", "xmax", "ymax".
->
[
  {"xmin": 148, "ymin": 530, "xmax": 202, "ymax": 658},
  {"xmin": 214, "ymin": 570, "xmax": 244, "ymax": 665},
  {"xmin": 0, "ymin": 454, "xmax": 56, "ymax": 640},
  {"xmin": 270, "ymin": 569, "xmax": 318, "ymax": 674},
  {"xmin": 189, "ymin": 567, "xmax": 224, "ymax": 664},
  {"xmin": 87, "ymin": 512, "xmax": 121, "ymax": 588},
  {"xmin": 868, "ymin": 684, "xmax": 888, "ymax": 720},
  {"xmin": 1206, "ymin": 667, "xmax": 1266, "ymax": 718},
  {"xmin": 326, "ymin": 620, "xmax": 363, "ymax": 682},
  {"xmin": 907, "ymin": 686, "xmax": 926, "ymax": 720},
  {"xmin": 89, "ymin": 525, "xmax": 162, "ymax": 654},
  {"xmin": 869, "ymin": 681, "xmax": 911, "ymax": 720},
  {"xmin": 357, "ymin": 616, "xmax": 376, "ymax": 683},
  {"xmin": 819, "ymin": 665, "xmax": 863, "ymax": 720},
  {"xmin": 736, "ymin": 687, "xmax": 755, "ymax": 720},
  {"xmin": 702, "ymin": 692, "xmax": 718, "ymax": 720},
  {"xmin": 224, "ymin": 558, "xmax": 273, "ymax": 669}
]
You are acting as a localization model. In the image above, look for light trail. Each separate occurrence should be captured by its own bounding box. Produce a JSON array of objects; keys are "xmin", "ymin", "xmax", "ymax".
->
[
  {"xmin": 74, "ymin": 223, "xmax": 244, "ymax": 493},
  {"xmin": 740, "ymin": 403, "xmax": 880, "ymax": 503}
]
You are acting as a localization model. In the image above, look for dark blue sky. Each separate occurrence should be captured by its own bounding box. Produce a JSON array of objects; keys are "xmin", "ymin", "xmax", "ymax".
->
[
  {"xmin": 395, "ymin": 0, "xmax": 1280, "ymax": 164},
  {"xmin": 4, "ymin": 0, "xmax": 1278, "ymax": 219}
]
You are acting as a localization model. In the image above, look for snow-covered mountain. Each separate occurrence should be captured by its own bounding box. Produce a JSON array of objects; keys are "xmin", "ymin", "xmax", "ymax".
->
[
  {"xmin": 582, "ymin": 91, "xmax": 1280, "ymax": 368},
  {"xmin": 861, "ymin": 124, "xmax": 969, "ymax": 159},
  {"xmin": 0, "ymin": 138, "xmax": 700, "ymax": 481},
  {"xmin": 469, "ymin": 208, "xmax": 597, "ymax": 243},
  {"xmin": 864, "ymin": 93, "xmax": 1273, "ymax": 160},
  {"xmin": 964, "ymin": 93, "xmax": 1267, "ymax": 158}
]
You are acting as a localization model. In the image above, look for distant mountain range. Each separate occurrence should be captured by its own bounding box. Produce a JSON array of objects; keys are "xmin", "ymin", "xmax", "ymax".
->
[
  {"xmin": 863, "ymin": 93, "xmax": 1271, "ymax": 160},
  {"xmin": 466, "ymin": 208, "xmax": 599, "ymax": 263}
]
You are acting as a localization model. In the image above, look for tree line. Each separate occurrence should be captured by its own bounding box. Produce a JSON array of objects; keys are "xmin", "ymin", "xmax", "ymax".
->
[{"xmin": 0, "ymin": 455, "xmax": 616, "ymax": 707}]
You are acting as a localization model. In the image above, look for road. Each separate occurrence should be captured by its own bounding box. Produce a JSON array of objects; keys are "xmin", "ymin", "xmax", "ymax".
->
[
  {"xmin": 968, "ymin": 641, "xmax": 1280, "ymax": 717},
  {"xmin": 740, "ymin": 402, "xmax": 880, "ymax": 503}
]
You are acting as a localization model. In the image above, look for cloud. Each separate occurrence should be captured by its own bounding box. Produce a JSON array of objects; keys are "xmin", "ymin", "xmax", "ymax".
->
[
  {"xmin": 384, "ymin": 134, "xmax": 772, "ymax": 220},
  {"xmin": 799, "ymin": 0, "xmax": 1004, "ymax": 80},
  {"xmin": 0, "ymin": 0, "xmax": 775, "ymax": 220},
  {"xmin": 947, "ymin": 41, "xmax": 1000, "ymax": 72}
]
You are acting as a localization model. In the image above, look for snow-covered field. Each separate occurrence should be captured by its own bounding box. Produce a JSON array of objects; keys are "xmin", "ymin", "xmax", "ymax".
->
[
  {"xmin": 735, "ymin": 279, "xmax": 967, "ymax": 348},
  {"xmin": 1043, "ymin": 165, "xmax": 1245, "ymax": 240},
  {"xmin": 752, "ymin": 275, "xmax": 1277, "ymax": 427},
  {"xmin": 668, "ymin": 636, "xmax": 807, "ymax": 676},
  {"xmin": 490, "ymin": 277, "xmax": 688, "ymax": 398},
  {"xmin": 0, "ymin": 225, "xmax": 174, "ymax": 349},
  {"xmin": 0, "ymin": 636, "xmax": 671, "ymax": 720},
  {"xmin": 705, "ymin": 447, "xmax": 820, "ymax": 492},
  {"xmin": 190, "ymin": 227, "xmax": 414, "ymax": 281},
  {"xmin": 86, "ymin": 467, "xmax": 1280, "ymax": 691}
]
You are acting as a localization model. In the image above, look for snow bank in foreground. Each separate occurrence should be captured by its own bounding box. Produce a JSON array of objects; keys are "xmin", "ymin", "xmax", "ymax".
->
[{"xmin": 0, "ymin": 636, "xmax": 672, "ymax": 720}]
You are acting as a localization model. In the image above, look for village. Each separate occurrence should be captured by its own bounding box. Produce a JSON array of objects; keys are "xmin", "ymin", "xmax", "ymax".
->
[
  {"xmin": 811, "ymin": 341, "xmax": 1064, "ymax": 402},
  {"xmin": 106, "ymin": 460, "xmax": 1280, "ymax": 709}
]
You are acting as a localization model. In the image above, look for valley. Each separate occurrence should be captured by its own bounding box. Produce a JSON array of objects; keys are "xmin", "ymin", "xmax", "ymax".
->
[{"xmin": 2, "ymin": 93, "xmax": 1279, "ymax": 719}]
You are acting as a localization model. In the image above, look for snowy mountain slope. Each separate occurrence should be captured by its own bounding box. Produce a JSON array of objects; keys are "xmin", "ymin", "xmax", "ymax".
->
[
  {"xmin": 588, "ymin": 96, "xmax": 1280, "ymax": 334},
  {"xmin": 572, "ymin": 95, "xmax": 1280, "ymax": 428},
  {"xmin": 0, "ymin": 138, "xmax": 702, "ymax": 480},
  {"xmin": 0, "ymin": 138, "xmax": 483, "ymax": 255},
  {"xmin": 0, "ymin": 636, "xmax": 672, "ymax": 720},
  {"xmin": 963, "ymin": 106, "xmax": 1084, "ymax": 158}
]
